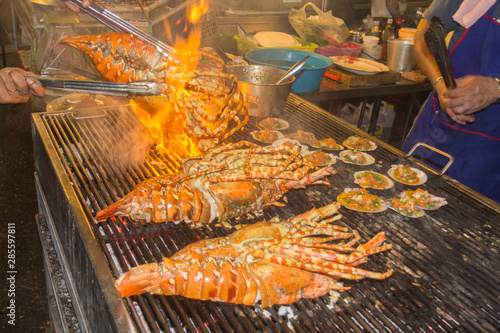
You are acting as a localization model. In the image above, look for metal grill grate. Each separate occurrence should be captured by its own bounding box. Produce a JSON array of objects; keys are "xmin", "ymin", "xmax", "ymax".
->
[{"xmin": 33, "ymin": 94, "xmax": 500, "ymax": 332}]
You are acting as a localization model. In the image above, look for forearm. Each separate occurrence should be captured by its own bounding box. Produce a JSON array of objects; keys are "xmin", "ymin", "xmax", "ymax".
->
[{"xmin": 414, "ymin": 20, "xmax": 447, "ymax": 95}]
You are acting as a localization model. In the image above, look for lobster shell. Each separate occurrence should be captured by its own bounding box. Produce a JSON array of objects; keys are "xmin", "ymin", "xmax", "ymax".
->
[
  {"xmin": 96, "ymin": 141, "xmax": 336, "ymax": 224},
  {"xmin": 115, "ymin": 202, "xmax": 393, "ymax": 307}
]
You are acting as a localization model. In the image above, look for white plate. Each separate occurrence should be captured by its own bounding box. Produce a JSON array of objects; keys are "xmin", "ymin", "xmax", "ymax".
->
[
  {"xmin": 339, "ymin": 150, "xmax": 375, "ymax": 166},
  {"xmin": 387, "ymin": 165, "xmax": 428, "ymax": 186},
  {"xmin": 254, "ymin": 31, "xmax": 300, "ymax": 47},
  {"xmin": 330, "ymin": 56, "xmax": 389, "ymax": 75}
]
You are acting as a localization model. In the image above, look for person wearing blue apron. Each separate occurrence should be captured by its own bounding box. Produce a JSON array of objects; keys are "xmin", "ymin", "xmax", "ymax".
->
[{"xmin": 402, "ymin": 0, "xmax": 500, "ymax": 203}]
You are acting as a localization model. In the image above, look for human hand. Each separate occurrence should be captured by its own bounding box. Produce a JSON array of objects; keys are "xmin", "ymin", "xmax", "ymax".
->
[
  {"xmin": 0, "ymin": 68, "xmax": 46, "ymax": 104},
  {"xmin": 63, "ymin": 0, "xmax": 93, "ymax": 13},
  {"xmin": 440, "ymin": 76, "xmax": 500, "ymax": 124},
  {"xmin": 434, "ymin": 84, "xmax": 471, "ymax": 125}
]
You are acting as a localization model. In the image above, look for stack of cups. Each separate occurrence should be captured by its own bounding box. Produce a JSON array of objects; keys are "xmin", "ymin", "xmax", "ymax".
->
[{"xmin": 361, "ymin": 36, "xmax": 382, "ymax": 61}]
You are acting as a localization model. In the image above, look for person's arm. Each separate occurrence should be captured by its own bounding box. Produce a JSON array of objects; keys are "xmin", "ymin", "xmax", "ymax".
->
[
  {"xmin": 63, "ymin": 0, "xmax": 93, "ymax": 13},
  {"xmin": 0, "ymin": 68, "xmax": 45, "ymax": 104},
  {"xmin": 414, "ymin": 19, "xmax": 475, "ymax": 124}
]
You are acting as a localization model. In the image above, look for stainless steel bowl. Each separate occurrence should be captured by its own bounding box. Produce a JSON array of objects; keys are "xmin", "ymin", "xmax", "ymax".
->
[{"xmin": 225, "ymin": 65, "xmax": 295, "ymax": 117}]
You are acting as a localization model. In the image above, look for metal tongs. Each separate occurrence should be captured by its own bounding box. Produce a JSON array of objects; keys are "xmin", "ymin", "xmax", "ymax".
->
[
  {"xmin": 424, "ymin": 17, "xmax": 456, "ymax": 88},
  {"xmin": 32, "ymin": 77, "xmax": 163, "ymax": 97},
  {"xmin": 66, "ymin": 0, "xmax": 178, "ymax": 61}
]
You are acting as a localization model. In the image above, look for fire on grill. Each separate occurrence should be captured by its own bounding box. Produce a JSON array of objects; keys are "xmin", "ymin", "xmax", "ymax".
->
[{"xmin": 55, "ymin": 0, "xmax": 248, "ymax": 159}]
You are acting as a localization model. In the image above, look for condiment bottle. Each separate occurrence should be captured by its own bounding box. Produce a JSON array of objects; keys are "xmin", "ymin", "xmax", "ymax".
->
[
  {"xmin": 381, "ymin": 18, "xmax": 395, "ymax": 44},
  {"xmin": 394, "ymin": 19, "xmax": 402, "ymax": 39},
  {"xmin": 370, "ymin": 20, "xmax": 381, "ymax": 38},
  {"xmin": 361, "ymin": 18, "xmax": 369, "ymax": 34}
]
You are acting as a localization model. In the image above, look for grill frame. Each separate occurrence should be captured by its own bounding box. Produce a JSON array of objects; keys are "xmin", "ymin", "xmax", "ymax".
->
[{"xmin": 32, "ymin": 93, "xmax": 500, "ymax": 332}]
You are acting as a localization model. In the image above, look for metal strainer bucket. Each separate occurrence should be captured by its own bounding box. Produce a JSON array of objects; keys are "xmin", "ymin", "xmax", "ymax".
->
[{"xmin": 225, "ymin": 65, "xmax": 295, "ymax": 117}]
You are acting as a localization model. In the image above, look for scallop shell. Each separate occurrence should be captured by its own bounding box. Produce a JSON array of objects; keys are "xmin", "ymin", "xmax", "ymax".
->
[
  {"xmin": 339, "ymin": 150, "xmax": 375, "ymax": 166},
  {"xmin": 337, "ymin": 188, "xmax": 388, "ymax": 213},
  {"xmin": 342, "ymin": 135, "xmax": 377, "ymax": 151},
  {"xmin": 387, "ymin": 165, "xmax": 427, "ymax": 186},
  {"xmin": 353, "ymin": 171, "xmax": 394, "ymax": 190},
  {"xmin": 303, "ymin": 151, "xmax": 338, "ymax": 166},
  {"xmin": 258, "ymin": 117, "xmax": 290, "ymax": 131},
  {"xmin": 250, "ymin": 130, "xmax": 284, "ymax": 144}
]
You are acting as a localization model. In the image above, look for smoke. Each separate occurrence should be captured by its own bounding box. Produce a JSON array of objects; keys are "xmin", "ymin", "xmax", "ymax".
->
[
  {"xmin": 91, "ymin": 96, "xmax": 154, "ymax": 173},
  {"xmin": 108, "ymin": 119, "xmax": 153, "ymax": 172}
]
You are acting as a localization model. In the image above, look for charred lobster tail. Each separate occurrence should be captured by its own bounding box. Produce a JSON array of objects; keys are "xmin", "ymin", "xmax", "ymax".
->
[
  {"xmin": 115, "ymin": 202, "xmax": 392, "ymax": 307},
  {"xmin": 95, "ymin": 141, "xmax": 337, "ymax": 224}
]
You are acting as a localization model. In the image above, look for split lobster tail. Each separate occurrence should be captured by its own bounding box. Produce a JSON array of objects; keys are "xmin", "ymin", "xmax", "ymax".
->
[
  {"xmin": 95, "ymin": 200, "xmax": 127, "ymax": 222},
  {"xmin": 114, "ymin": 202, "xmax": 393, "ymax": 307},
  {"xmin": 95, "ymin": 141, "xmax": 337, "ymax": 224},
  {"xmin": 115, "ymin": 262, "xmax": 165, "ymax": 297}
]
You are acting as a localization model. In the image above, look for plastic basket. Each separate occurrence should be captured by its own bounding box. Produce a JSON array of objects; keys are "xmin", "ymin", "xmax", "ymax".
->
[{"xmin": 234, "ymin": 35, "xmax": 318, "ymax": 56}]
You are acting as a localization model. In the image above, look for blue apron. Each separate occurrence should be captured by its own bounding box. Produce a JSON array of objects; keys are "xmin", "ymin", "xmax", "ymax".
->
[{"xmin": 402, "ymin": 5, "xmax": 500, "ymax": 203}]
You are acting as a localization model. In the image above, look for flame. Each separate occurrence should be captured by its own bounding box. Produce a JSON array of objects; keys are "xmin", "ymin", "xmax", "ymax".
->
[
  {"xmin": 130, "ymin": 0, "xmax": 211, "ymax": 161},
  {"xmin": 189, "ymin": 0, "xmax": 209, "ymax": 23}
]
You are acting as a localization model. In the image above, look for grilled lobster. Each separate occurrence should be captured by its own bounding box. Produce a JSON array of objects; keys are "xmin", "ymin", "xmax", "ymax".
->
[
  {"xmin": 57, "ymin": 32, "xmax": 248, "ymax": 153},
  {"xmin": 96, "ymin": 141, "xmax": 336, "ymax": 223},
  {"xmin": 115, "ymin": 202, "xmax": 393, "ymax": 307}
]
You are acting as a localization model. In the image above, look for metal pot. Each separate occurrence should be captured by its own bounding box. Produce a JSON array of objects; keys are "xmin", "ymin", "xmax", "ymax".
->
[
  {"xmin": 225, "ymin": 65, "xmax": 295, "ymax": 117},
  {"xmin": 387, "ymin": 39, "xmax": 416, "ymax": 72}
]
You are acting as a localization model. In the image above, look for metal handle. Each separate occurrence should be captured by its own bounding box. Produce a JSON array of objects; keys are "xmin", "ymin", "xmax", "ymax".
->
[
  {"xmin": 275, "ymin": 55, "xmax": 310, "ymax": 84},
  {"xmin": 405, "ymin": 142, "xmax": 454, "ymax": 176},
  {"xmin": 66, "ymin": 0, "xmax": 178, "ymax": 60},
  {"xmin": 34, "ymin": 78, "xmax": 163, "ymax": 96}
]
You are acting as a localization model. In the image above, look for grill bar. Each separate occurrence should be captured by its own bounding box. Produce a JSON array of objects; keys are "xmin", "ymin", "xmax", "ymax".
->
[{"xmin": 33, "ymin": 94, "xmax": 500, "ymax": 332}]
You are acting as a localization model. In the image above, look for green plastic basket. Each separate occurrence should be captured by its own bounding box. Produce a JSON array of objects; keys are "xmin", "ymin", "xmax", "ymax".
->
[{"xmin": 234, "ymin": 35, "xmax": 318, "ymax": 56}]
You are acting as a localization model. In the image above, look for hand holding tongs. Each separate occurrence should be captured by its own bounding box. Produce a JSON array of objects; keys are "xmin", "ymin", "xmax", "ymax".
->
[
  {"xmin": 66, "ymin": 0, "xmax": 178, "ymax": 61},
  {"xmin": 424, "ymin": 17, "xmax": 456, "ymax": 88},
  {"xmin": 32, "ymin": 77, "xmax": 164, "ymax": 97}
]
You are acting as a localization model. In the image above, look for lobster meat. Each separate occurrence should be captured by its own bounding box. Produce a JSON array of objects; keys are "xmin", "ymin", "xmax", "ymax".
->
[
  {"xmin": 57, "ymin": 32, "xmax": 248, "ymax": 153},
  {"xmin": 115, "ymin": 202, "xmax": 393, "ymax": 307},
  {"xmin": 96, "ymin": 141, "xmax": 336, "ymax": 223}
]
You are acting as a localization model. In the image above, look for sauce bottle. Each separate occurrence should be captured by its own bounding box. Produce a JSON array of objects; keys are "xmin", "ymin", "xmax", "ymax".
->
[
  {"xmin": 381, "ymin": 18, "xmax": 395, "ymax": 44},
  {"xmin": 394, "ymin": 19, "xmax": 402, "ymax": 39},
  {"xmin": 370, "ymin": 20, "xmax": 381, "ymax": 38}
]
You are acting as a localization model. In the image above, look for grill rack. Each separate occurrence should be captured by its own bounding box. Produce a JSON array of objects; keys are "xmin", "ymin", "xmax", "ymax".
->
[{"xmin": 33, "ymin": 94, "xmax": 500, "ymax": 332}]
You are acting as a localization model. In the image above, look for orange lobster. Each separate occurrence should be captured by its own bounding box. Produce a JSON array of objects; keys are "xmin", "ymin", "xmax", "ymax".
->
[
  {"xmin": 96, "ymin": 141, "xmax": 336, "ymax": 223},
  {"xmin": 115, "ymin": 202, "xmax": 393, "ymax": 307},
  {"xmin": 58, "ymin": 32, "xmax": 248, "ymax": 154}
]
